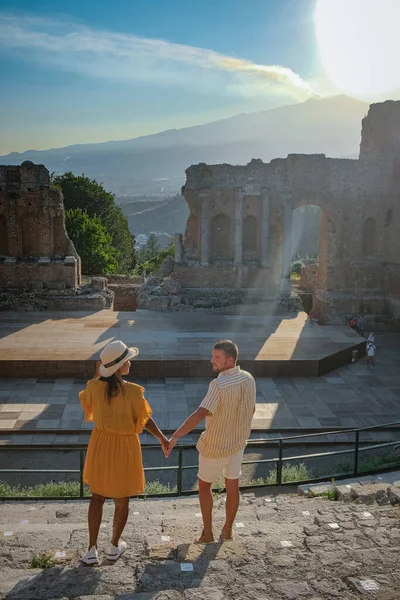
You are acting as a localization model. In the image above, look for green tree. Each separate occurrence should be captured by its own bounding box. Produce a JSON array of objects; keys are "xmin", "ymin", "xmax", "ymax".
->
[
  {"xmin": 52, "ymin": 172, "xmax": 135, "ymax": 272},
  {"xmin": 135, "ymin": 242, "xmax": 175, "ymax": 276},
  {"xmin": 65, "ymin": 208, "xmax": 118, "ymax": 275},
  {"xmin": 136, "ymin": 233, "xmax": 160, "ymax": 264}
]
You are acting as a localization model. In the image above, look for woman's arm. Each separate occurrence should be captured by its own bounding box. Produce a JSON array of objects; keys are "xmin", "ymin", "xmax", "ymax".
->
[{"xmin": 145, "ymin": 417, "xmax": 169, "ymax": 453}]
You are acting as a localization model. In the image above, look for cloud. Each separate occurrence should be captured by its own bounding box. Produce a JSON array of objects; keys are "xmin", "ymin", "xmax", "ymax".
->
[{"xmin": 0, "ymin": 12, "xmax": 321, "ymax": 100}]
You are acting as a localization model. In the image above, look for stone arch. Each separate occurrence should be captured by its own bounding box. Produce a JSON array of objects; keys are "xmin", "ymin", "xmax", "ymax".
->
[
  {"xmin": 0, "ymin": 215, "xmax": 8, "ymax": 254},
  {"xmin": 211, "ymin": 214, "xmax": 233, "ymax": 261},
  {"xmin": 362, "ymin": 217, "xmax": 377, "ymax": 256},
  {"xmin": 243, "ymin": 215, "xmax": 258, "ymax": 252},
  {"xmin": 291, "ymin": 204, "xmax": 325, "ymax": 295}
]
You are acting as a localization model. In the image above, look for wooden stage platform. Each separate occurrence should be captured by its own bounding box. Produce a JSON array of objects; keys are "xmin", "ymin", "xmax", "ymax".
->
[{"xmin": 0, "ymin": 310, "xmax": 365, "ymax": 378}]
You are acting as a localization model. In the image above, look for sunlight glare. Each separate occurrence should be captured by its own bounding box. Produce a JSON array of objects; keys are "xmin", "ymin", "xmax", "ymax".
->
[{"xmin": 315, "ymin": 0, "xmax": 400, "ymax": 99}]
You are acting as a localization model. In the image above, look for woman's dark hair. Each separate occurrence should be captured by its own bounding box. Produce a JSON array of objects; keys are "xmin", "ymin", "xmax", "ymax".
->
[{"xmin": 100, "ymin": 374, "xmax": 121, "ymax": 403}]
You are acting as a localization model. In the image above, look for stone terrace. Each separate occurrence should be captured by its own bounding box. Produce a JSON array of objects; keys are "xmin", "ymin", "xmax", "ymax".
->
[
  {"xmin": 0, "ymin": 332, "xmax": 399, "ymax": 445},
  {"xmin": 1, "ymin": 490, "xmax": 400, "ymax": 599}
]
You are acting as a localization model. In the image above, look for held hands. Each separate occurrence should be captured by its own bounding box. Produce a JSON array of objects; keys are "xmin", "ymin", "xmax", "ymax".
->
[
  {"xmin": 165, "ymin": 436, "xmax": 178, "ymax": 458},
  {"xmin": 159, "ymin": 435, "xmax": 170, "ymax": 457},
  {"xmin": 159, "ymin": 435, "xmax": 178, "ymax": 458}
]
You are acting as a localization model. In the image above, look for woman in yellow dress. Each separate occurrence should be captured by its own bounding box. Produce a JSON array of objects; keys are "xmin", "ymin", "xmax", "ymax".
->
[{"xmin": 80, "ymin": 340, "xmax": 168, "ymax": 565}]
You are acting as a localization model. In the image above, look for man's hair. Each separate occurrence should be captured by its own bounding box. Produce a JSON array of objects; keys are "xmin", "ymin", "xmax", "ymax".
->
[{"xmin": 213, "ymin": 339, "xmax": 239, "ymax": 361}]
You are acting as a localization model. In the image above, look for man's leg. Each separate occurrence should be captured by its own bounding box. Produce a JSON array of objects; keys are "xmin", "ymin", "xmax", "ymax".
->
[
  {"xmin": 88, "ymin": 493, "xmax": 105, "ymax": 548},
  {"xmin": 111, "ymin": 497, "xmax": 130, "ymax": 546},
  {"xmin": 198, "ymin": 477, "xmax": 214, "ymax": 540},
  {"xmin": 221, "ymin": 477, "xmax": 240, "ymax": 539},
  {"xmin": 220, "ymin": 450, "xmax": 244, "ymax": 540}
]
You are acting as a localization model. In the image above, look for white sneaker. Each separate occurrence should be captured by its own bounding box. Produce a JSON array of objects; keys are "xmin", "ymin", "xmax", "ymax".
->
[
  {"xmin": 105, "ymin": 540, "xmax": 127, "ymax": 561},
  {"xmin": 81, "ymin": 546, "xmax": 99, "ymax": 565}
]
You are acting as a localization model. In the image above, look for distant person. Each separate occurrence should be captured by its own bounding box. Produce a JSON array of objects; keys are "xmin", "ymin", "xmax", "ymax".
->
[
  {"xmin": 80, "ymin": 340, "xmax": 168, "ymax": 565},
  {"xmin": 366, "ymin": 338, "xmax": 376, "ymax": 367},
  {"xmin": 358, "ymin": 315, "xmax": 366, "ymax": 336},
  {"xmin": 349, "ymin": 317, "xmax": 358, "ymax": 331},
  {"xmin": 165, "ymin": 340, "xmax": 256, "ymax": 544}
]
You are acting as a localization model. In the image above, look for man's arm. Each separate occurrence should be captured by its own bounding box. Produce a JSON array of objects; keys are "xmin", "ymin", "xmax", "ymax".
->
[{"xmin": 165, "ymin": 407, "xmax": 210, "ymax": 457}]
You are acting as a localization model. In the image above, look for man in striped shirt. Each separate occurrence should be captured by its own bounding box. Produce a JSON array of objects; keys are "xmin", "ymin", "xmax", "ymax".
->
[{"xmin": 165, "ymin": 340, "xmax": 256, "ymax": 543}]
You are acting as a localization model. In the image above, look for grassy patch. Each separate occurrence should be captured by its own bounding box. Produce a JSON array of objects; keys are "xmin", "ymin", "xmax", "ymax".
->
[
  {"xmin": 143, "ymin": 479, "xmax": 177, "ymax": 496},
  {"xmin": 29, "ymin": 553, "xmax": 57, "ymax": 569},
  {"xmin": 308, "ymin": 488, "xmax": 339, "ymax": 501},
  {"xmin": 258, "ymin": 462, "xmax": 313, "ymax": 485},
  {"xmin": 0, "ymin": 479, "xmax": 176, "ymax": 498},
  {"xmin": 0, "ymin": 481, "xmax": 90, "ymax": 498}
]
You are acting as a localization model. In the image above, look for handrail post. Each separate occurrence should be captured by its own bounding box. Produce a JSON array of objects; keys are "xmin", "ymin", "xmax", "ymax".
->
[
  {"xmin": 79, "ymin": 450, "xmax": 84, "ymax": 498},
  {"xmin": 277, "ymin": 439, "xmax": 283, "ymax": 485},
  {"xmin": 177, "ymin": 446, "xmax": 183, "ymax": 496},
  {"xmin": 354, "ymin": 430, "xmax": 360, "ymax": 476}
]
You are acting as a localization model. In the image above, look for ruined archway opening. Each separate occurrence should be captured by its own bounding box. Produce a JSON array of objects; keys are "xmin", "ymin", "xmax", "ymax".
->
[
  {"xmin": 211, "ymin": 214, "xmax": 233, "ymax": 261},
  {"xmin": 291, "ymin": 205, "xmax": 323, "ymax": 314}
]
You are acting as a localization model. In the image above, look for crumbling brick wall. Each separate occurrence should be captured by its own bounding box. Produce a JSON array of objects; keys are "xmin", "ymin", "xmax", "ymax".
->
[
  {"xmin": 173, "ymin": 100, "xmax": 400, "ymax": 324},
  {"xmin": 0, "ymin": 161, "xmax": 81, "ymax": 290}
]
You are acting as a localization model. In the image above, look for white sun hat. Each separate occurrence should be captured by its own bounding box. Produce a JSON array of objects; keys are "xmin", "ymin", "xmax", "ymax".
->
[{"xmin": 99, "ymin": 340, "xmax": 139, "ymax": 378}]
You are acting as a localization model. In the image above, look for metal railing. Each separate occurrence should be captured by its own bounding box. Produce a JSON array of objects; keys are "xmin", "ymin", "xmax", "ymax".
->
[{"xmin": 1, "ymin": 421, "xmax": 400, "ymax": 501}]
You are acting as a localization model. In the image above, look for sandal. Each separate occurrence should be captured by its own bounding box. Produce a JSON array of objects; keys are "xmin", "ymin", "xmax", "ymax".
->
[{"xmin": 194, "ymin": 530, "xmax": 214, "ymax": 544}]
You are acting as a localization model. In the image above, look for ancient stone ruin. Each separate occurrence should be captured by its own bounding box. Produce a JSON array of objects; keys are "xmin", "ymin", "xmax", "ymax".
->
[
  {"xmin": 141, "ymin": 100, "xmax": 400, "ymax": 326},
  {"xmin": 0, "ymin": 162, "xmax": 111, "ymax": 310}
]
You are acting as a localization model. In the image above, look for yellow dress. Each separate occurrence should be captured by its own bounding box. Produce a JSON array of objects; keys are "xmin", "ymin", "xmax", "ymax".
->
[{"xmin": 79, "ymin": 380, "xmax": 152, "ymax": 498}]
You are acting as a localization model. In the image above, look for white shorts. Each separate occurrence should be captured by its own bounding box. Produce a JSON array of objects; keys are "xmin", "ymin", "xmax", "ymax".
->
[{"xmin": 198, "ymin": 449, "xmax": 245, "ymax": 483}]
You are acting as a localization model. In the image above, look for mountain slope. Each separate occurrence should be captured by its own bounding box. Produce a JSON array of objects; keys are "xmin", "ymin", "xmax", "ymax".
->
[{"xmin": 1, "ymin": 95, "xmax": 369, "ymax": 196}]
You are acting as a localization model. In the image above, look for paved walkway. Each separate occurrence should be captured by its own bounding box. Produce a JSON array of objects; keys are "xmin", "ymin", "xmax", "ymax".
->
[{"xmin": 0, "ymin": 333, "xmax": 399, "ymax": 445}]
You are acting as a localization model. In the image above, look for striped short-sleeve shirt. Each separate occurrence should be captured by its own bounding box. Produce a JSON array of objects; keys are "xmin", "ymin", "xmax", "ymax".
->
[{"xmin": 196, "ymin": 366, "xmax": 256, "ymax": 459}]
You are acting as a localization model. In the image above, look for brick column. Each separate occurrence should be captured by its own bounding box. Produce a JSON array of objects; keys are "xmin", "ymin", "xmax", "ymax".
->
[
  {"xmin": 200, "ymin": 193, "xmax": 210, "ymax": 265},
  {"xmin": 260, "ymin": 189, "xmax": 270, "ymax": 267},
  {"xmin": 280, "ymin": 192, "xmax": 293, "ymax": 292},
  {"xmin": 234, "ymin": 190, "xmax": 244, "ymax": 266},
  {"xmin": 174, "ymin": 233, "xmax": 183, "ymax": 263}
]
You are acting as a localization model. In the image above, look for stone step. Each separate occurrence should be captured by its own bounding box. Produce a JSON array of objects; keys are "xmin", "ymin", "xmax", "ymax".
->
[{"xmin": 2, "ymin": 493, "xmax": 400, "ymax": 599}]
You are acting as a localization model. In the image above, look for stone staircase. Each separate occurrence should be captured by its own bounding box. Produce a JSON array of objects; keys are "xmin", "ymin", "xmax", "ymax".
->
[{"xmin": 1, "ymin": 491, "xmax": 400, "ymax": 599}]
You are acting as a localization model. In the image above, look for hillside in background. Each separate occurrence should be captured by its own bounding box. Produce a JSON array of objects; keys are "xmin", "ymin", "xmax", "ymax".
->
[{"xmin": 0, "ymin": 95, "xmax": 368, "ymax": 197}]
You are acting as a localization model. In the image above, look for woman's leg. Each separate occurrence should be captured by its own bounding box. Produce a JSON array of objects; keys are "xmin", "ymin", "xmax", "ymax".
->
[
  {"xmin": 111, "ymin": 497, "xmax": 130, "ymax": 546},
  {"xmin": 88, "ymin": 493, "xmax": 106, "ymax": 548}
]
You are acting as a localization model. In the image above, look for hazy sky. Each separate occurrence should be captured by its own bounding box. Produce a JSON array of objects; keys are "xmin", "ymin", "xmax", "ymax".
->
[{"xmin": 1, "ymin": 0, "xmax": 399, "ymax": 154}]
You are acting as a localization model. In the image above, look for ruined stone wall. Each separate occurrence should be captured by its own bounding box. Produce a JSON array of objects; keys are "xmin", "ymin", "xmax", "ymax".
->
[
  {"xmin": 0, "ymin": 162, "xmax": 81, "ymax": 291},
  {"xmin": 173, "ymin": 264, "xmax": 275, "ymax": 290},
  {"xmin": 359, "ymin": 100, "xmax": 400, "ymax": 163},
  {"xmin": 173, "ymin": 100, "xmax": 400, "ymax": 322},
  {"xmin": 0, "ymin": 259, "xmax": 77, "ymax": 290}
]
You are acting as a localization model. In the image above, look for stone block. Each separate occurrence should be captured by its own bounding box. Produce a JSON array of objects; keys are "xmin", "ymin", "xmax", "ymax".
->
[
  {"xmin": 388, "ymin": 486, "xmax": 400, "ymax": 505},
  {"xmin": 376, "ymin": 489, "xmax": 390, "ymax": 505},
  {"xmin": 334, "ymin": 484, "xmax": 353, "ymax": 502},
  {"xmin": 162, "ymin": 278, "xmax": 181, "ymax": 295},
  {"xmin": 38, "ymin": 257, "xmax": 51, "ymax": 265},
  {"xmin": 350, "ymin": 483, "xmax": 389, "ymax": 504},
  {"xmin": 64, "ymin": 256, "xmax": 76, "ymax": 266},
  {"xmin": 90, "ymin": 277, "xmax": 107, "ymax": 291}
]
